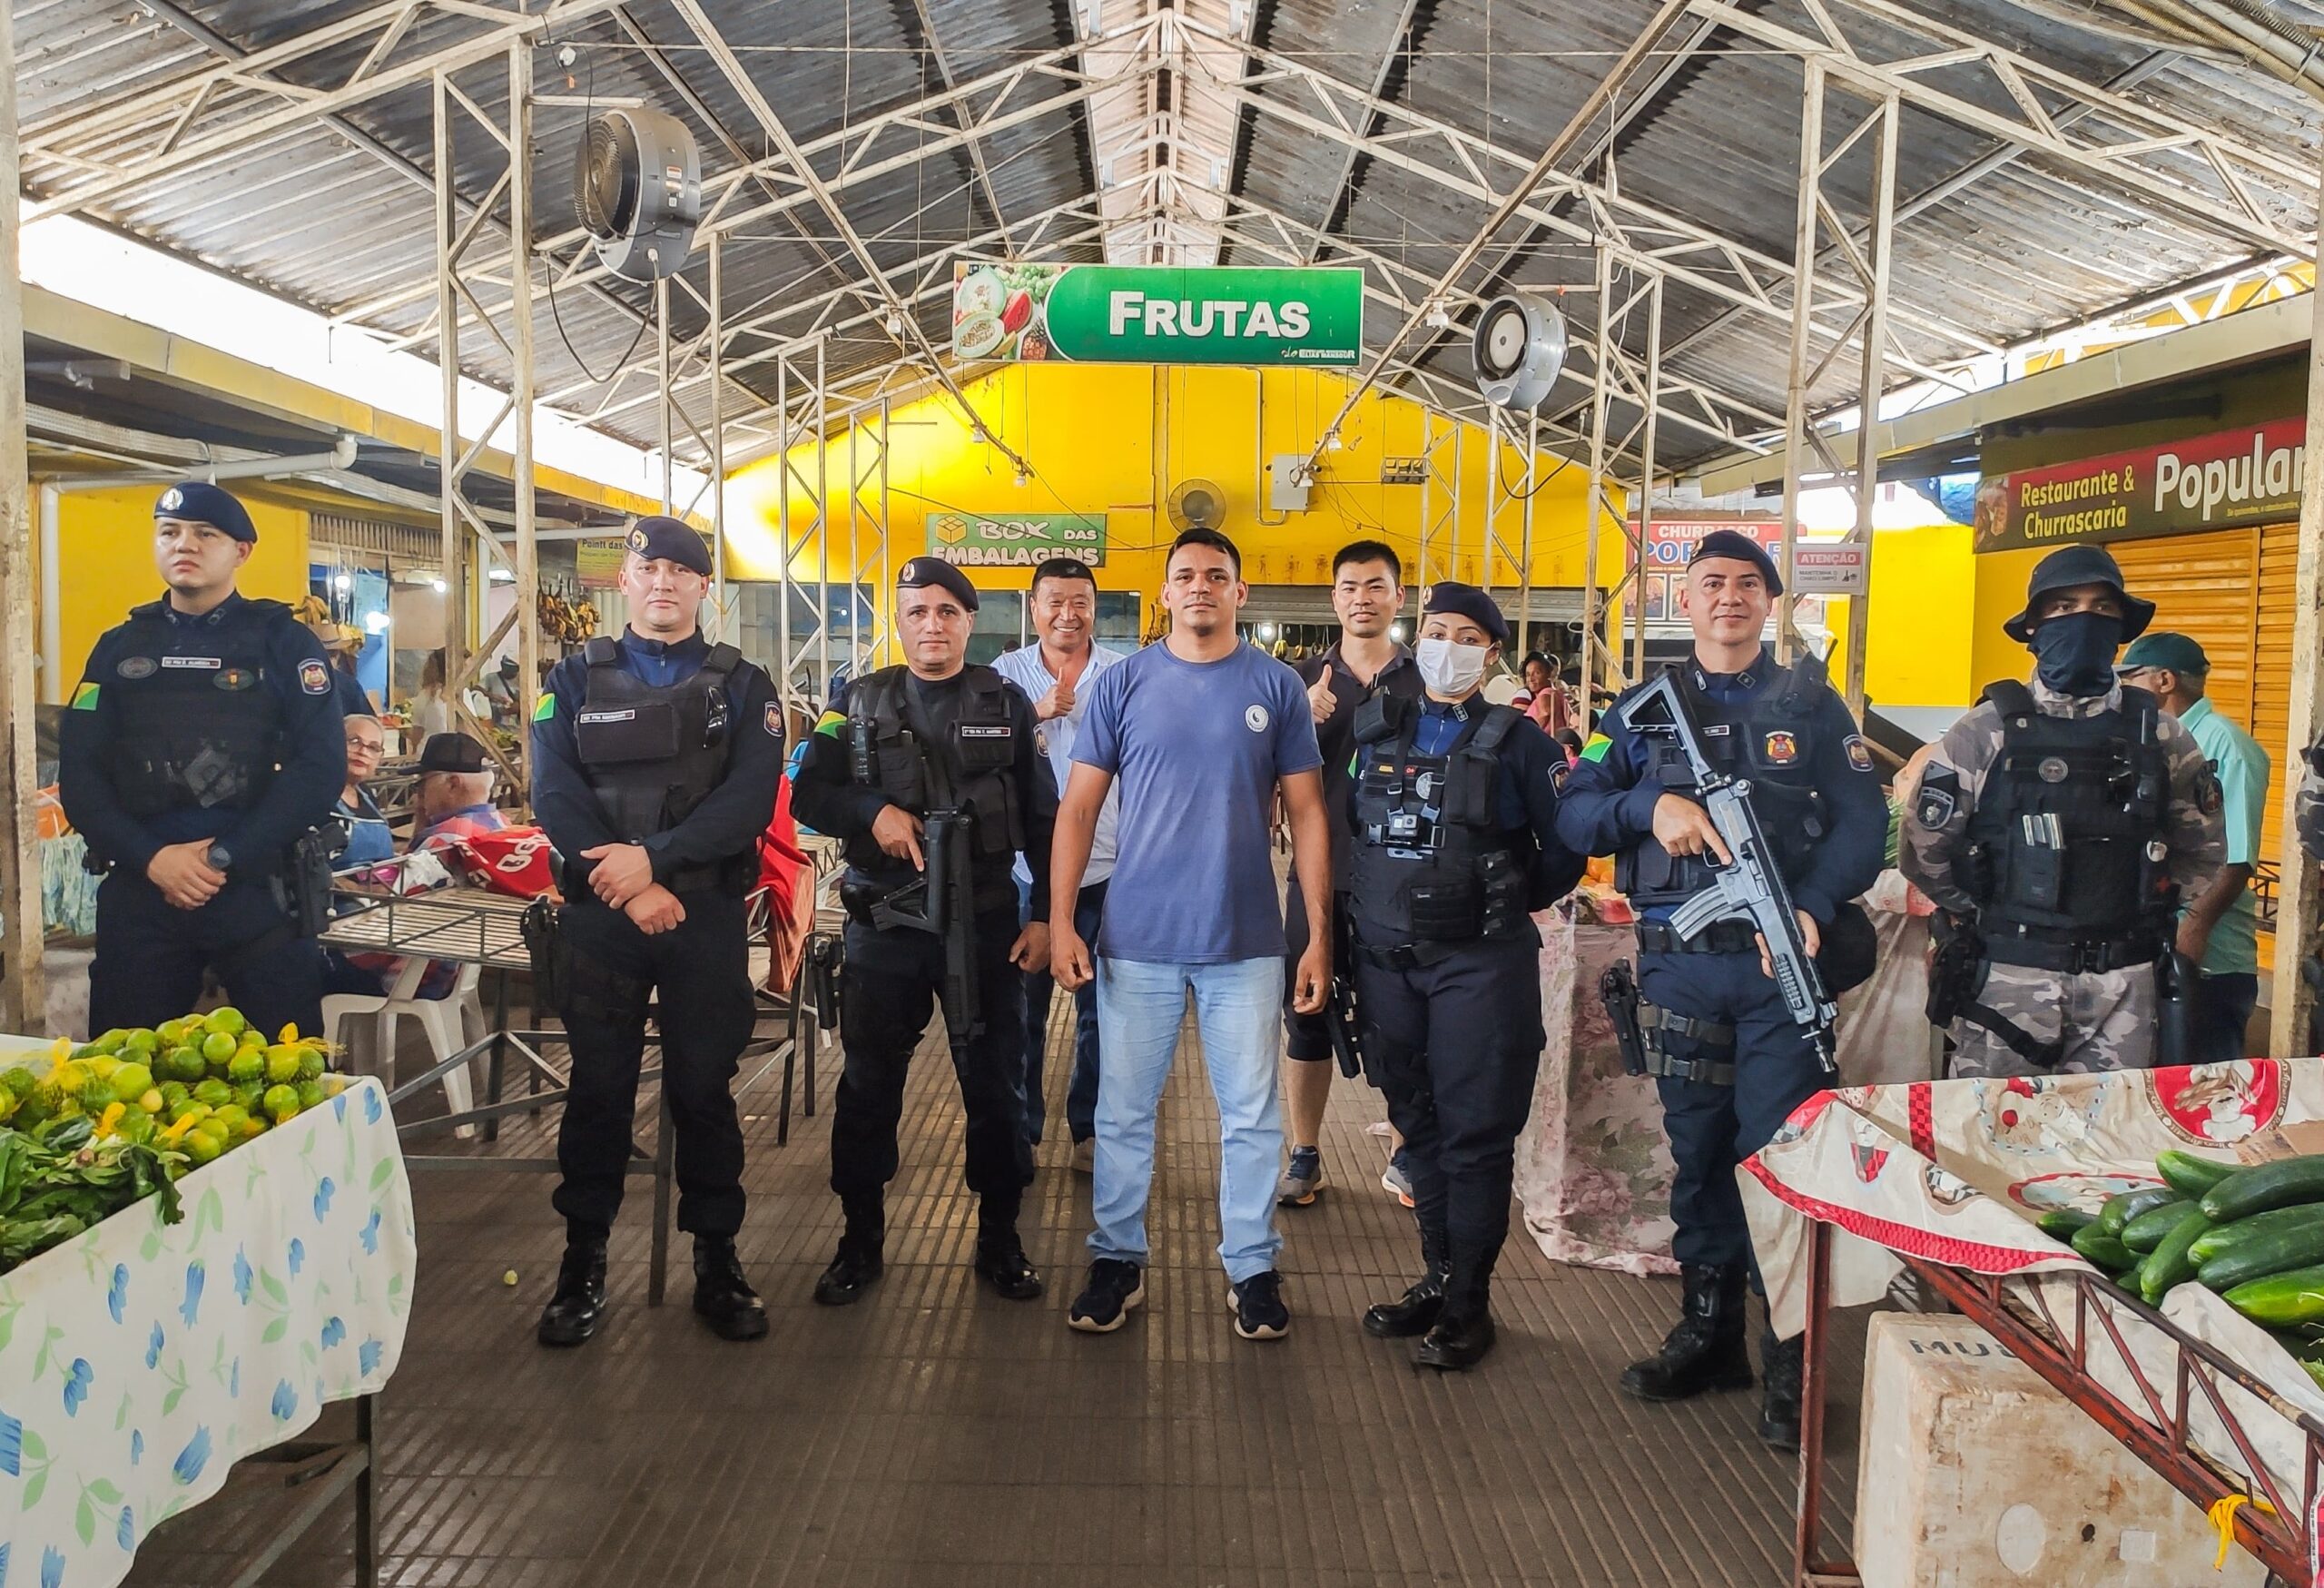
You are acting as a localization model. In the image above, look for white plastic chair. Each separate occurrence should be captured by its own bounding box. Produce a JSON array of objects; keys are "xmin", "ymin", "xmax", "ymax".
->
[{"xmin": 322, "ymin": 959, "xmax": 487, "ymax": 1139}]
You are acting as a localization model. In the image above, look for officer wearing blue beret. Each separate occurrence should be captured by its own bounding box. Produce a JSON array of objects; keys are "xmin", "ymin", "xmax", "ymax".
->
[
  {"xmin": 1344, "ymin": 582, "xmax": 1587, "ymax": 1369},
  {"xmin": 59, "ymin": 481, "xmax": 346, "ymax": 1041},
  {"xmin": 529, "ymin": 515, "xmax": 785, "ymax": 1348},
  {"xmin": 1554, "ymin": 530, "xmax": 1885, "ymax": 1450}
]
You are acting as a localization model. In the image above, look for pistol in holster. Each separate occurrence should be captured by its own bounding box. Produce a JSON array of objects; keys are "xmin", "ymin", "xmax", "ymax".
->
[
  {"xmin": 808, "ymin": 932, "xmax": 845, "ymax": 1031},
  {"xmin": 1600, "ymin": 960, "xmax": 1650, "ymax": 1079},
  {"xmin": 273, "ymin": 820, "xmax": 349, "ymax": 939},
  {"xmin": 521, "ymin": 895, "xmax": 568, "ymax": 1014}
]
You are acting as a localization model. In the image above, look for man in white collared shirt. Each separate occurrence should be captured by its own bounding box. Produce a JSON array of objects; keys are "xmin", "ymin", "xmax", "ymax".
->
[{"xmin": 995, "ymin": 557, "xmax": 1126, "ymax": 1172}]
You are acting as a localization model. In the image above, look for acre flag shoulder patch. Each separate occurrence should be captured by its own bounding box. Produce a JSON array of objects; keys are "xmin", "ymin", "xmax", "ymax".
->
[
  {"xmin": 71, "ymin": 682, "xmax": 101, "ymax": 711},
  {"xmin": 814, "ymin": 710, "xmax": 846, "ymax": 739},
  {"xmin": 532, "ymin": 694, "xmax": 556, "ymax": 723},
  {"xmin": 1580, "ymin": 733, "xmax": 1612, "ymax": 764}
]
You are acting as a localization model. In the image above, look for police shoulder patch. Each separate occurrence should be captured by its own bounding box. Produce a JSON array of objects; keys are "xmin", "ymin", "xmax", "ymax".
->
[
  {"xmin": 2195, "ymin": 767, "xmax": 2223, "ymax": 818},
  {"xmin": 298, "ymin": 659, "xmax": 330, "ymax": 695},
  {"xmin": 764, "ymin": 701, "xmax": 783, "ymax": 738},
  {"xmin": 813, "ymin": 709, "xmax": 845, "ymax": 739},
  {"xmin": 1915, "ymin": 765, "xmax": 1960, "ymax": 831},
  {"xmin": 1580, "ymin": 733, "xmax": 1612, "ymax": 764},
  {"xmin": 70, "ymin": 682, "xmax": 101, "ymax": 711},
  {"xmin": 1843, "ymin": 734, "xmax": 1875, "ymax": 774},
  {"xmin": 532, "ymin": 694, "xmax": 556, "ymax": 723}
]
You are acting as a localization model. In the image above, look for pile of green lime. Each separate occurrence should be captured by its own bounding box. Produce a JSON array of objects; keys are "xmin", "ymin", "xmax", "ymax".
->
[{"xmin": 0, "ymin": 1009, "xmax": 349, "ymax": 1172}]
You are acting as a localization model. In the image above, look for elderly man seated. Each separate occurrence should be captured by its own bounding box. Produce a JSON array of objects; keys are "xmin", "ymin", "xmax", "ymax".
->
[{"xmin": 412, "ymin": 732, "xmax": 507, "ymax": 850}]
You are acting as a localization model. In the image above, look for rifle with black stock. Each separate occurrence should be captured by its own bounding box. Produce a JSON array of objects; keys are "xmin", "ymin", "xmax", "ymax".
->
[
  {"xmin": 1618, "ymin": 670, "xmax": 1839, "ymax": 1078},
  {"xmin": 863, "ymin": 808, "xmax": 981, "ymax": 1059}
]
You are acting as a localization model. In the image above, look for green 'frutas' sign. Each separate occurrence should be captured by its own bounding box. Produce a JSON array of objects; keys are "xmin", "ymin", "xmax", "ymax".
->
[{"xmin": 951, "ymin": 263, "xmax": 1364, "ymax": 367}]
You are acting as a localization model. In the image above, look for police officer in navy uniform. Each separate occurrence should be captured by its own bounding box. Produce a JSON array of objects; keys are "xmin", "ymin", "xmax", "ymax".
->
[
  {"xmin": 60, "ymin": 482, "xmax": 345, "ymax": 1040},
  {"xmin": 1555, "ymin": 530, "xmax": 1885, "ymax": 1451},
  {"xmin": 792, "ymin": 557, "xmax": 1058, "ymax": 1308},
  {"xmin": 531, "ymin": 517, "xmax": 784, "ymax": 1347},
  {"xmin": 1347, "ymin": 583, "xmax": 1586, "ymax": 1370}
]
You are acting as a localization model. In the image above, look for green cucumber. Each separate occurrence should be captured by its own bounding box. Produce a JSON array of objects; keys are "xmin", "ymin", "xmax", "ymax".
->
[
  {"xmin": 2198, "ymin": 1215, "xmax": 2324, "ymax": 1291},
  {"xmin": 2225, "ymin": 1264, "xmax": 2324, "ymax": 1328},
  {"xmin": 2156, "ymin": 1149, "xmax": 2238, "ymax": 1199},
  {"xmin": 2189, "ymin": 1205, "xmax": 2324, "ymax": 1267},
  {"xmin": 2140, "ymin": 1208, "xmax": 2216, "ymax": 1305},
  {"xmin": 2098, "ymin": 1186, "xmax": 2182, "ymax": 1236},
  {"xmin": 2072, "ymin": 1222, "xmax": 2136, "ymax": 1272},
  {"xmin": 2199, "ymin": 1156, "xmax": 2324, "ymax": 1223},
  {"xmin": 2035, "ymin": 1208, "xmax": 2098, "ymax": 1241},
  {"xmin": 2121, "ymin": 1198, "xmax": 2193, "ymax": 1254}
]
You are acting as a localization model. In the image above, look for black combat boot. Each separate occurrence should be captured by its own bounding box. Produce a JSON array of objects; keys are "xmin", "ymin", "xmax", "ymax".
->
[
  {"xmin": 536, "ymin": 1232, "xmax": 608, "ymax": 1347},
  {"xmin": 1415, "ymin": 1241, "xmax": 1498, "ymax": 1371},
  {"xmin": 692, "ymin": 1238, "xmax": 770, "ymax": 1341},
  {"xmin": 1363, "ymin": 1220, "xmax": 1449, "ymax": 1339},
  {"xmin": 972, "ymin": 1199, "xmax": 1042, "ymax": 1300},
  {"xmin": 1618, "ymin": 1263, "xmax": 1753, "ymax": 1401},
  {"xmin": 812, "ymin": 1197, "xmax": 886, "ymax": 1307},
  {"xmin": 1758, "ymin": 1328, "xmax": 1805, "ymax": 1453}
]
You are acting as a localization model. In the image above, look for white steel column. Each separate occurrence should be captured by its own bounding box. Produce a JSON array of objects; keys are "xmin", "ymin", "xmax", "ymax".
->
[
  {"xmin": 1777, "ymin": 61, "xmax": 1828, "ymax": 663},
  {"xmin": 1579, "ymin": 244, "xmax": 1614, "ymax": 733},
  {"xmin": 2269, "ymin": 146, "xmax": 2324, "ymax": 1062},
  {"xmin": 0, "ymin": 0, "xmax": 40, "ymax": 1031},
  {"xmin": 1843, "ymin": 94, "xmax": 1901, "ymax": 715},
  {"xmin": 708, "ymin": 237, "xmax": 728, "ymax": 638},
  {"xmin": 427, "ymin": 50, "xmax": 539, "ymax": 794}
]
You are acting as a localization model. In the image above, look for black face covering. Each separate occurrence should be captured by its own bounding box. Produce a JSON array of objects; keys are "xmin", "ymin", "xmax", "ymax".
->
[{"xmin": 2029, "ymin": 609, "xmax": 2123, "ymax": 695}]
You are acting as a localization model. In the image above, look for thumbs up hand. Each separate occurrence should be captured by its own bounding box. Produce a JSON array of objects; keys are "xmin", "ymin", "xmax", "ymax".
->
[{"xmin": 1307, "ymin": 666, "xmax": 1338, "ymax": 725}]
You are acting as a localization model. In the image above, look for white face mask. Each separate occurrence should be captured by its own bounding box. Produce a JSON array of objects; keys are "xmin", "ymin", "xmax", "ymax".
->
[{"xmin": 1416, "ymin": 636, "xmax": 1489, "ymax": 696}]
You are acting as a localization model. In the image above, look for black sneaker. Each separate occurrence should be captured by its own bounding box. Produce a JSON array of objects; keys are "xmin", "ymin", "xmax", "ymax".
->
[
  {"xmin": 1226, "ymin": 1270, "xmax": 1291, "ymax": 1341},
  {"xmin": 1068, "ymin": 1258, "xmax": 1146, "ymax": 1333}
]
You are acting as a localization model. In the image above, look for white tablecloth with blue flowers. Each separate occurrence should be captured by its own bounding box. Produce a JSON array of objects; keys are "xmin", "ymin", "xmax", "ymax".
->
[{"xmin": 0, "ymin": 1075, "xmax": 416, "ymax": 1588}]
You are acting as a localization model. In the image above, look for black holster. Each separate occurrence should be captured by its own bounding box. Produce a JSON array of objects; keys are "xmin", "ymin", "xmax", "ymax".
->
[
  {"xmin": 522, "ymin": 896, "xmax": 567, "ymax": 1014},
  {"xmin": 1601, "ymin": 960, "xmax": 1649, "ymax": 1079},
  {"xmin": 272, "ymin": 820, "xmax": 348, "ymax": 939},
  {"xmin": 2157, "ymin": 948, "xmax": 2196, "ymax": 1069},
  {"xmin": 808, "ymin": 932, "xmax": 845, "ymax": 1031}
]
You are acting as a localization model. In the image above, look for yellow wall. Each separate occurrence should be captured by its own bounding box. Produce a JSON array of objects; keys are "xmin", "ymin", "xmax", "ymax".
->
[
  {"xmin": 52, "ymin": 486, "xmax": 311, "ymax": 698},
  {"xmin": 725, "ymin": 365, "xmax": 1610, "ymax": 627},
  {"xmin": 1822, "ymin": 522, "xmax": 1981, "ymax": 709}
]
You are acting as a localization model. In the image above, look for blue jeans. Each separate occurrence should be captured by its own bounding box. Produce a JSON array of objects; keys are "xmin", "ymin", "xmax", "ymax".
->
[
  {"xmin": 2191, "ymin": 971, "xmax": 2258, "ymax": 1066},
  {"xmin": 1017, "ymin": 876, "xmax": 1107, "ymax": 1146},
  {"xmin": 1090, "ymin": 956, "xmax": 1285, "ymax": 1283}
]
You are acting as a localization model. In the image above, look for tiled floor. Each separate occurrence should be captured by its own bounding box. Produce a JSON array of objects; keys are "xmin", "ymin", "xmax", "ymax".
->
[{"xmin": 124, "ymin": 1005, "xmax": 1862, "ymax": 1587}]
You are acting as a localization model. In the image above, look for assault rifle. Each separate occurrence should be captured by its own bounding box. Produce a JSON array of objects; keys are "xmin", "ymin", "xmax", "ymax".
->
[
  {"xmin": 863, "ymin": 808, "xmax": 981, "ymax": 1058},
  {"xmin": 1618, "ymin": 670, "xmax": 1838, "ymax": 1077}
]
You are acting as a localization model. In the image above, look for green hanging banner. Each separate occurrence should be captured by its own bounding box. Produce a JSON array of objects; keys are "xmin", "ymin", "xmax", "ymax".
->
[{"xmin": 950, "ymin": 262, "xmax": 1364, "ymax": 367}]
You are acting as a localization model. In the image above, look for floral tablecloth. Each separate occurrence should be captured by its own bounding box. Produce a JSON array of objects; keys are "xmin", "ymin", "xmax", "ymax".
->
[{"xmin": 0, "ymin": 1075, "xmax": 417, "ymax": 1588}]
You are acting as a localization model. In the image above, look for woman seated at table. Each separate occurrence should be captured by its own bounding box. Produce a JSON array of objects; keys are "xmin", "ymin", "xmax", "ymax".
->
[{"xmin": 322, "ymin": 715, "xmax": 401, "ymax": 996}]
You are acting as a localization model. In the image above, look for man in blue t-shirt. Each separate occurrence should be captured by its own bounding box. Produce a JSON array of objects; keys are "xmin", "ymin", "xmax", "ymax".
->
[{"xmin": 1050, "ymin": 528, "xmax": 1331, "ymax": 1342}]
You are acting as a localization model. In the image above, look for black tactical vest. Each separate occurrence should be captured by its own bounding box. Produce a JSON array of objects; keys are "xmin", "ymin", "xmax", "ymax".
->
[
  {"xmin": 1615, "ymin": 656, "xmax": 1832, "ymax": 909},
  {"xmin": 843, "ymin": 665, "xmax": 1025, "ymax": 877},
  {"xmin": 1347, "ymin": 693, "xmax": 1529, "ymax": 947},
  {"xmin": 105, "ymin": 599, "xmax": 293, "ymax": 818},
  {"xmin": 571, "ymin": 636, "xmax": 744, "ymax": 885},
  {"xmin": 1963, "ymin": 679, "xmax": 2171, "ymax": 952}
]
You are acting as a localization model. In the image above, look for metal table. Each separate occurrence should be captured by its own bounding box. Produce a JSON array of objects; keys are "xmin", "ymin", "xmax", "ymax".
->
[{"xmin": 321, "ymin": 883, "xmax": 812, "ymax": 1304}]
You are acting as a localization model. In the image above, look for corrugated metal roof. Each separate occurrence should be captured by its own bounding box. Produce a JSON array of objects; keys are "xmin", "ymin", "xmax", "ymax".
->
[{"xmin": 15, "ymin": 0, "xmax": 2322, "ymax": 475}]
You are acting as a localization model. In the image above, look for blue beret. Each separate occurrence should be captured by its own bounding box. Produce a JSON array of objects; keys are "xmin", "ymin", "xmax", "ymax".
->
[
  {"xmin": 1422, "ymin": 581, "xmax": 1509, "ymax": 646},
  {"xmin": 624, "ymin": 515, "xmax": 713, "ymax": 577},
  {"xmin": 1689, "ymin": 529, "xmax": 1782, "ymax": 595},
  {"xmin": 898, "ymin": 556, "xmax": 980, "ymax": 613},
  {"xmin": 154, "ymin": 481, "xmax": 256, "ymax": 544}
]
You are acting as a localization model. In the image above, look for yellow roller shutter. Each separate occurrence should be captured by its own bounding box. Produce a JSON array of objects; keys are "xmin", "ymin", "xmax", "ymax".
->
[{"xmin": 2255, "ymin": 521, "xmax": 2298, "ymax": 866}]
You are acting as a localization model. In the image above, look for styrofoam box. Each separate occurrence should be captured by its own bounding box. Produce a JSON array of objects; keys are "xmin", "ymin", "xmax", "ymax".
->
[{"xmin": 1855, "ymin": 1312, "xmax": 2265, "ymax": 1587}]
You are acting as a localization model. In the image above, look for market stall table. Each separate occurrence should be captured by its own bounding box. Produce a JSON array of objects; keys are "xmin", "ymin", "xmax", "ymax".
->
[
  {"xmin": 320, "ymin": 879, "xmax": 819, "ymax": 1302},
  {"xmin": 1747, "ymin": 1060, "xmax": 2324, "ymax": 1586},
  {"xmin": 0, "ymin": 1061, "xmax": 417, "ymax": 1588}
]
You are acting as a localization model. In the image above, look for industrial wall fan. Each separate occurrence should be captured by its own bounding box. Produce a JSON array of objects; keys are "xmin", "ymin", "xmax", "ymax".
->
[
  {"xmin": 1165, "ymin": 478, "xmax": 1228, "ymax": 533},
  {"xmin": 1472, "ymin": 293, "xmax": 1569, "ymax": 410},
  {"xmin": 575, "ymin": 106, "xmax": 702, "ymax": 281}
]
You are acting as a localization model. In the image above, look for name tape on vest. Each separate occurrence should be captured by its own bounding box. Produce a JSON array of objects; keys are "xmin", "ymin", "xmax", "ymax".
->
[
  {"xmin": 578, "ymin": 709, "xmax": 638, "ymax": 725},
  {"xmin": 958, "ymin": 725, "xmax": 1010, "ymax": 739},
  {"xmin": 161, "ymin": 656, "xmax": 222, "ymax": 669}
]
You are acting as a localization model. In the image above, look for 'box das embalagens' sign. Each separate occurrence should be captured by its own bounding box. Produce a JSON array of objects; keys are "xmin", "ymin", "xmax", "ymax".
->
[
  {"xmin": 1975, "ymin": 416, "xmax": 2306, "ymax": 552},
  {"xmin": 928, "ymin": 511, "xmax": 1107, "ymax": 567},
  {"xmin": 951, "ymin": 263, "xmax": 1363, "ymax": 367}
]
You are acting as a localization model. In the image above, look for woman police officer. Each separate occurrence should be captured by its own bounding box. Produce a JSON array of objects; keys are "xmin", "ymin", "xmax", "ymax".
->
[{"xmin": 1344, "ymin": 582, "xmax": 1586, "ymax": 1368}]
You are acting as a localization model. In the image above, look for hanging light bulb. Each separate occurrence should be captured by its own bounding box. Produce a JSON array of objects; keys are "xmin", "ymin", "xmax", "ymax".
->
[
  {"xmin": 1325, "ymin": 430, "xmax": 1344, "ymax": 452},
  {"xmin": 1013, "ymin": 463, "xmax": 1029, "ymax": 488}
]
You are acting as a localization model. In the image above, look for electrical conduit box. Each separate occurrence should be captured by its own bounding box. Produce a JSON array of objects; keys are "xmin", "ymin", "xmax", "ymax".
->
[
  {"xmin": 1855, "ymin": 1313, "xmax": 2263, "ymax": 1587},
  {"xmin": 1267, "ymin": 454, "xmax": 1312, "ymax": 514}
]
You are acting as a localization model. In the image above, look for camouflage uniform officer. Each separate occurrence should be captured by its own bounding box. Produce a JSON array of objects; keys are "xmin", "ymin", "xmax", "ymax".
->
[
  {"xmin": 2297, "ymin": 749, "xmax": 2324, "ymax": 863},
  {"xmin": 1901, "ymin": 546, "xmax": 2221, "ymax": 1077}
]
